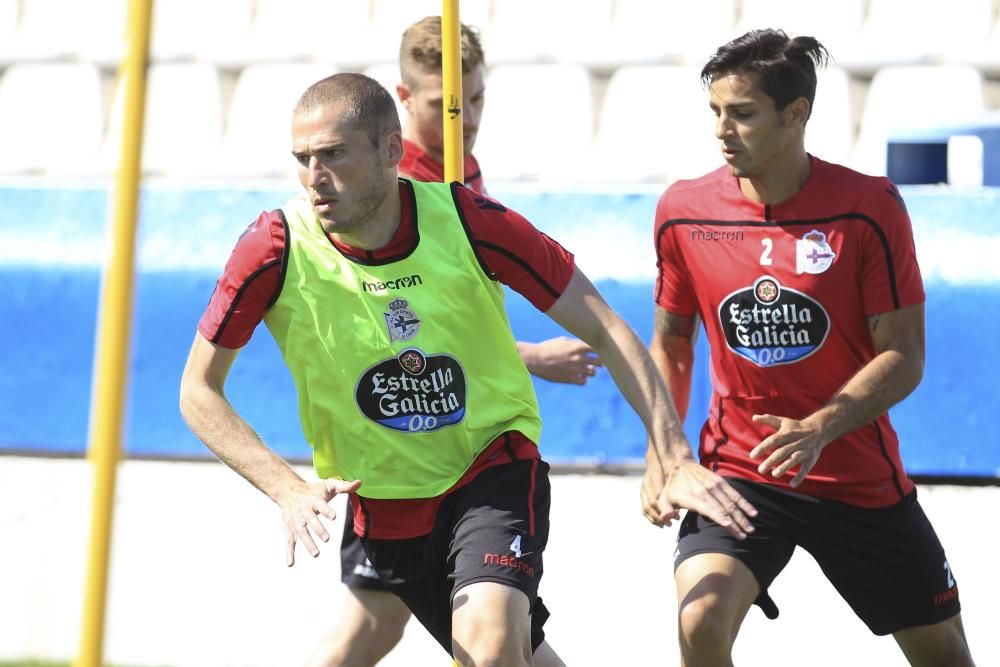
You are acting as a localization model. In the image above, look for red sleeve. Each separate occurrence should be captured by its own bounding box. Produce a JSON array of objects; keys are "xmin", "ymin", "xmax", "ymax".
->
[
  {"xmin": 452, "ymin": 186, "xmax": 574, "ymax": 311},
  {"xmin": 860, "ymin": 179, "xmax": 925, "ymax": 316},
  {"xmin": 653, "ymin": 188, "xmax": 698, "ymax": 315},
  {"xmin": 197, "ymin": 210, "xmax": 287, "ymax": 349}
]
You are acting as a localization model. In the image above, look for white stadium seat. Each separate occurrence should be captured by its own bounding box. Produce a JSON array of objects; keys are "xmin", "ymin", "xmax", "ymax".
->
[
  {"xmin": 99, "ymin": 64, "xmax": 224, "ymax": 177},
  {"xmin": 949, "ymin": 5, "xmax": 1000, "ymax": 74},
  {"xmin": 850, "ymin": 65, "xmax": 986, "ymax": 177},
  {"xmin": 473, "ymin": 64, "xmax": 594, "ymax": 182},
  {"xmin": 0, "ymin": 0, "xmax": 18, "ymax": 49},
  {"xmin": 0, "ymin": 63, "xmax": 104, "ymax": 174},
  {"xmin": 486, "ymin": 0, "xmax": 611, "ymax": 65},
  {"xmin": 253, "ymin": 0, "xmax": 371, "ymax": 67},
  {"xmin": 74, "ymin": 0, "xmax": 128, "ymax": 67},
  {"xmin": 242, "ymin": 0, "xmax": 354, "ymax": 64},
  {"xmin": 585, "ymin": 65, "xmax": 720, "ymax": 184},
  {"xmin": 150, "ymin": 0, "xmax": 253, "ymax": 63},
  {"xmin": 586, "ymin": 0, "xmax": 736, "ymax": 68},
  {"xmin": 736, "ymin": 0, "xmax": 864, "ymax": 62},
  {"xmin": 0, "ymin": 0, "xmax": 89, "ymax": 62},
  {"xmin": 839, "ymin": 0, "xmax": 994, "ymax": 73},
  {"xmin": 805, "ymin": 66, "xmax": 856, "ymax": 166},
  {"xmin": 218, "ymin": 63, "xmax": 339, "ymax": 180}
]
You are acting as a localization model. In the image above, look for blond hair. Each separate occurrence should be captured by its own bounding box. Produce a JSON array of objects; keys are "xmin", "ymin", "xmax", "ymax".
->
[{"xmin": 399, "ymin": 16, "xmax": 485, "ymax": 89}]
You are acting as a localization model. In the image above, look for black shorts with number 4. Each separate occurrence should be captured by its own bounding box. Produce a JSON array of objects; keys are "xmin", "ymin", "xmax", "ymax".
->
[
  {"xmin": 360, "ymin": 458, "xmax": 552, "ymax": 654},
  {"xmin": 675, "ymin": 477, "xmax": 961, "ymax": 636}
]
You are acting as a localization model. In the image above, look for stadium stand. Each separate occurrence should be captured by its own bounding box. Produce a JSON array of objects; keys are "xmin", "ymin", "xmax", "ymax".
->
[
  {"xmin": 589, "ymin": 0, "xmax": 737, "ymax": 68},
  {"xmin": 150, "ymin": 0, "xmax": 253, "ymax": 64},
  {"xmin": 0, "ymin": 62, "xmax": 104, "ymax": 174},
  {"xmin": 0, "ymin": 0, "xmax": 999, "ymax": 181},
  {"xmin": 585, "ymin": 65, "xmax": 719, "ymax": 184},
  {"xmin": 964, "ymin": 11, "xmax": 1000, "ymax": 74},
  {"xmin": 736, "ymin": 0, "xmax": 864, "ymax": 63},
  {"xmin": 236, "ymin": 0, "xmax": 354, "ymax": 66},
  {"xmin": 75, "ymin": 0, "xmax": 127, "ymax": 67},
  {"xmin": 0, "ymin": 0, "xmax": 19, "ymax": 55},
  {"xmin": 850, "ymin": 65, "xmax": 987, "ymax": 177},
  {"xmin": 838, "ymin": 0, "xmax": 996, "ymax": 74},
  {"xmin": 472, "ymin": 63, "xmax": 594, "ymax": 182},
  {"xmin": 487, "ymin": 0, "xmax": 612, "ymax": 65},
  {"xmin": 805, "ymin": 66, "xmax": 856, "ymax": 166},
  {"xmin": 98, "ymin": 63, "xmax": 224, "ymax": 176},
  {"xmin": 217, "ymin": 63, "xmax": 338, "ymax": 181},
  {"xmin": 0, "ymin": 0, "xmax": 91, "ymax": 62}
]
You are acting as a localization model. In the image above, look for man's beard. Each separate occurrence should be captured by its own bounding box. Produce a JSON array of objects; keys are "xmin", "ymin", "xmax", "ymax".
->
[{"xmin": 320, "ymin": 161, "xmax": 390, "ymax": 235}]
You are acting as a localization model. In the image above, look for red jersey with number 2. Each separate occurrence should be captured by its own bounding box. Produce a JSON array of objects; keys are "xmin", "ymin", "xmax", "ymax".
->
[{"xmin": 655, "ymin": 157, "xmax": 925, "ymax": 508}]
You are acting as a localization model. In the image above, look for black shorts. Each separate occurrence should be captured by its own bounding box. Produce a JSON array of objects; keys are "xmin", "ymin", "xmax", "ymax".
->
[
  {"xmin": 675, "ymin": 478, "xmax": 961, "ymax": 636},
  {"xmin": 340, "ymin": 519, "xmax": 387, "ymax": 591},
  {"xmin": 360, "ymin": 459, "xmax": 551, "ymax": 655}
]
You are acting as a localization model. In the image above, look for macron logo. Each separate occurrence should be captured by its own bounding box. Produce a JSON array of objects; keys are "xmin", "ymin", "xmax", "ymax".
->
[
  {"xmin": 362, "ymin": 274, "xmax": 423, "ymax": 293},
  {"xmin": 483, "ymin": 553, "xmax": 536, "ymax": 577}
]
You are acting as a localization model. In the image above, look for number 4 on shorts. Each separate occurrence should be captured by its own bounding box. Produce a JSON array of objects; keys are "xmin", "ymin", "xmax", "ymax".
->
[{"xmin": 510, "ymin": 534, "xmax": 522, "ymax": 558}]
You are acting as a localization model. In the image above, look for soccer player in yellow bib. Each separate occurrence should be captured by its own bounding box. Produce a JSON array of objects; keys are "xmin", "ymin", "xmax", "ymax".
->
[{"xmin": 307, "ymin": 17, "xmax": 602, "ymax": 667}]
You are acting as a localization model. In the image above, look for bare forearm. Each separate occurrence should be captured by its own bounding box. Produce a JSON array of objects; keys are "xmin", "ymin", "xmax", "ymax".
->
[
  {"xmin": 648, "ymin": 334, "xmax": 693, "ymax": 422},
  {"xmin": 593, "ymin": 318, "xmax": 692, "ymax": 463},
  {"xmin": 805, "ymin": 349, "xmax": 923, "ymax": 443},
  {"xmin": 180, "ymin": 383, "xmax": 304, "ymax": 501}
]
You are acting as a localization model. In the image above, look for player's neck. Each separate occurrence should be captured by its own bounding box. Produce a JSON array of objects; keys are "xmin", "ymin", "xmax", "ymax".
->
[
  {"xmin": 739, "ymin": 151, "xmax": 812, "ymax": 205},
  {"xmin": 402, "ymin": 126, "xmax": 445, "ymax": 165},
  {"xmin": 327, "ymin": 182, "xmax": 402, "ymax": 251}
]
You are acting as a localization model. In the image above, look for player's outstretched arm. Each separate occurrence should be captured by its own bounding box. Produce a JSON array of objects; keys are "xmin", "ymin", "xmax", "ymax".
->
[
  {"xmin": 516, "ymin": 337, "xmax": 602, "ymax": 385},
  {"xmin": 179, "ymin": 333, "xmax": 360, "ymax": 565},
  {"xmin": 545, "ymin": 268, "xmax": 756, "ymax": 537},
  {"xmin": 751, "ymin": 302, "xmax": 926, "ymax": 487}
]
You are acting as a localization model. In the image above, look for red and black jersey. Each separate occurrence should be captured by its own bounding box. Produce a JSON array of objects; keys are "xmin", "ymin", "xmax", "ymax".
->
[
  {"xmin": 655, "ymin": 156, "xmax": 924, "ymax": 508},
  {"xmin": 399, "ymin": 137, "xmax": 486, "ymax": 193}
]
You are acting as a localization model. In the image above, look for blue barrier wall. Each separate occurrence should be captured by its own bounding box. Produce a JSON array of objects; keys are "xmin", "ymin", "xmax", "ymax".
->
[{"xmin": 2, "ymin": 182, "xmax": 998, "ymax": 476}]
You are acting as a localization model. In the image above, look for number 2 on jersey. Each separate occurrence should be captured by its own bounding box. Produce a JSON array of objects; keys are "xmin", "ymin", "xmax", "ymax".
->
[{"xmin": 760, "ymin": 237, "xmax": 774, "ymax": 266}]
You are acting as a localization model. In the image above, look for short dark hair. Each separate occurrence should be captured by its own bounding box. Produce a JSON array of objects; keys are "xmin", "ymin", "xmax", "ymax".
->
[
  {"xmin": 701, "ymin": 29, "xmax": 830, "ymax": 120},
  {"xmin": 294, "ymin": 72, "xmax": 401, "ymax": 146}
]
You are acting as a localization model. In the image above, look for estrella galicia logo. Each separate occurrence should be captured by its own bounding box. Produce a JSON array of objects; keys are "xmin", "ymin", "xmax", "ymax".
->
[
  {"xmin": 719, "ymin": 276, "xmax": 830, "ymax": 367},
  {"xmin": 355, "ymin": 348, "xmax": 467, "ymax": 432}
]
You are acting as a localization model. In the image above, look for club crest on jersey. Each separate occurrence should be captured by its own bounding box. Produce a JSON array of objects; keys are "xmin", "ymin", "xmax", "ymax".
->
[
  {"xmin": 384, "ymin": 298, "xmax": 421, "ymax": 342},
  {"xmin": 355, "ymin": 348, "xmax": 467, "ymax": 433},
  {"xmin": 719, "ymin": 276, "xmax": 830, "ymax": 367},
  {"xmin": 796, "ymin": 229, "xmax": 836, "ymax": 275}
]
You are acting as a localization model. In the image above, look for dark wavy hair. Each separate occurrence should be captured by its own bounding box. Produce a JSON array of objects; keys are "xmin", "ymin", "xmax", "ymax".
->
[{"xmin": 701, "ymin": 29, "xmax": 830, "ymax": 120}]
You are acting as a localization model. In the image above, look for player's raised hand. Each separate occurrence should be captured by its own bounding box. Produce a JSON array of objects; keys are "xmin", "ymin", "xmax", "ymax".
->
[
  {"xmin": 278, "ymin": 478, "xmax": 361, "ymax": 566},
  {"xmin": 750, "ymin": 414, "xmax": 828, "ymax": 488},
  {"xmin": 518, "ymin": 336, "xmax": 602, "ymax": 385}
]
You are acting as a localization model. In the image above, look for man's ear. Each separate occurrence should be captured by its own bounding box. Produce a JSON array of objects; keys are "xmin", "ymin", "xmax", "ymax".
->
[
  {"xmin": 396, "ymin": 82, "xmax": 412, "ymax": 111},
  {"xmin": 385, "ymin": 130, "xmax": 404, "ymax": 165},
  {"xmin": 788, "ymin": 96, "xmax": 811, "ymax": 128}
]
